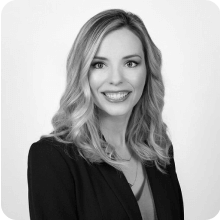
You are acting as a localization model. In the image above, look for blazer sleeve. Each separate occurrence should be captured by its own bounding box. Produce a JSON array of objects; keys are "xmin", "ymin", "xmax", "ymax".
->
[
  {"xmin": 27, "ymin": 140, "xmax": 78, "ymax": 220},
  {"xmin": 168, "ymin": 145, "xmax": 184, "ymax": 220}
]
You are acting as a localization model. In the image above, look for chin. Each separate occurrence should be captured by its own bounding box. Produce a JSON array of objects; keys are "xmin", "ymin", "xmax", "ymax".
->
[{"xmin": 101, "ymin": 106, "xmax": 132, "ymax": 117}]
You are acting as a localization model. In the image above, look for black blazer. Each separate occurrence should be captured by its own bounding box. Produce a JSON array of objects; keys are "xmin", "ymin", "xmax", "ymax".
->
[{"xmin": 27, "ymin": 137, "xmax": 184, "ymax": 220}]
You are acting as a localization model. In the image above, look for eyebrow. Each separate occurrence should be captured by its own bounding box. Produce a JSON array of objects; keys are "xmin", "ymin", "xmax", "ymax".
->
[{"xmin": 93, "ymin": 54, "xmax": 142, "ymax": 60}]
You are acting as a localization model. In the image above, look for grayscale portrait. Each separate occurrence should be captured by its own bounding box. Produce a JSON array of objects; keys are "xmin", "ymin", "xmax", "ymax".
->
[{"xmin": 1, "ymin": 1, "xmax": 220, "ymax": 220}]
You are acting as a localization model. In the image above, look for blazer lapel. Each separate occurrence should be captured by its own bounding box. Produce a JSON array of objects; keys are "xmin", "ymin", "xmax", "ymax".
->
[
  {"xmin": 96, "ymin": 161, "xmax": 179, "ymax": 220},
  {"xmin": 96, "ymin": 162, "xmax": 143, "ymax": 220},
  {"xmin": 98, "ymin": 134, "xmax": 178, "ymax": 219},
  {"xmin": 145, "ymin": 164, "xmax": 176, "ymax": 220}
]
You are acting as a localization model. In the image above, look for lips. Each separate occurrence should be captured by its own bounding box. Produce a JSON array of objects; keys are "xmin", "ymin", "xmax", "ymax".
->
[{"xmin": 101, "ymin": 90, "xmax": 132, "ymax": 102}]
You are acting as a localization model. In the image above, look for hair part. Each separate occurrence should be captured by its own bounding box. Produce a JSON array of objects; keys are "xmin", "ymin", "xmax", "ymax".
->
[{"xmin": 41, "ymin": 9, "xmax": 172, "ymax": 173}]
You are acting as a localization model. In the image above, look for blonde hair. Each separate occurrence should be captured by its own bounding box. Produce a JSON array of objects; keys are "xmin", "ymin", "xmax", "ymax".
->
[{"xmin": 41, "ymin": 9, "xmax": 172, "ymax": 173}]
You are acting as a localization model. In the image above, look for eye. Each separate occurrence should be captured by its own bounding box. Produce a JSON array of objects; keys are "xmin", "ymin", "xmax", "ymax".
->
[
  {"xmin": 91, "ymin": 62, "xmax": 105, "ymax": 69},
  {"xmin": 126, "ymin": 61, "xmax": 138, "ymax": 68}
]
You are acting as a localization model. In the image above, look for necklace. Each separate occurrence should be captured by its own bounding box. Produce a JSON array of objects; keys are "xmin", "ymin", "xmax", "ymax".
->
[
  {"xmin": 101, "ymin": 133, "xmax": 138, "ymax": 187},
  {"xmin": 101, "ymin": 133, "xmax": 132, "ymax": 161},
  {"xmin": 128, "ymin": 160, "xmax": 138, "ymax": 187}
]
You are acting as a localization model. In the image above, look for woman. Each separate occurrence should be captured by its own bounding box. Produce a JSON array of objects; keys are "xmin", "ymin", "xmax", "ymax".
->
[{"xmin": 28, "ymin": 9, "xmax": 184, "ymax": 220}]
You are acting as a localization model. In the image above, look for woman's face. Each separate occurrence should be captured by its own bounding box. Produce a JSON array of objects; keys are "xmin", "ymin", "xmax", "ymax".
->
[{"xmin": 89, "ymin": 28, "xmax": 147, "ymax": 118}]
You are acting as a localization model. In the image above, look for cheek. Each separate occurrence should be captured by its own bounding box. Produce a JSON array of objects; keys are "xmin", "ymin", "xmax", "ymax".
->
[
  {"xmin": 131, "ymin": 70, "xmax": 146, "ymax": 92},
  {"xmin": 139, "ymin": 73, "xmax": 146, "ymax": 88},
  {"xmin": 89, "ymin": 72, "xmax": 101, "ymax": 92}
]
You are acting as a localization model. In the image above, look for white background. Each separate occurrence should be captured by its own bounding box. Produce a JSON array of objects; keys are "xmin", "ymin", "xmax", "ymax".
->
[{"xmin": 1, "ymin": 0, "xmax": 220, "ymax": 219}]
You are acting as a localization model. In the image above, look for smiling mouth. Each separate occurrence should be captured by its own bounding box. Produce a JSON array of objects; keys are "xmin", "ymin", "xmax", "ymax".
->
[{"xmin": 102, "ymin": 91, "xmax": 131, "ymax": 101}]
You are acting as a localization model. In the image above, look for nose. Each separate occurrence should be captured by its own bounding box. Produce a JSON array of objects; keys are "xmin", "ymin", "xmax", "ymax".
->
[{"xmin": 108, "ymin": 67, "xmax": 123, "ymax": 86}]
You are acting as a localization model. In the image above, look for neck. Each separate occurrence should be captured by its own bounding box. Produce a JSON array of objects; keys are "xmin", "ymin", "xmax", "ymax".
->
[{"xmin": 98, "ymin": 109, "xmax": 132, "ymax": 150}]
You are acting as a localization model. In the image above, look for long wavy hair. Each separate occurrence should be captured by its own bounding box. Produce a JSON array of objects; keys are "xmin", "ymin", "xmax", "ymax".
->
[{"xmin": 41, "ymin": 9, "xmax": 172, "ymax": 173}]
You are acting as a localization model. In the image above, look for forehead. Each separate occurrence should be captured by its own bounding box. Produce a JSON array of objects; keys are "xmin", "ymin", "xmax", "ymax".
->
[{"xmin": 95, "ymin": 28, "xmax": 144, "ymax": 57}]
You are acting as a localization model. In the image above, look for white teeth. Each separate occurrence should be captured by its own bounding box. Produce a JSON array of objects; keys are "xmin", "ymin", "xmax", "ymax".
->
[{"xmin": 104, "ymin": 92, "xmax": 129, "ymax": 100}]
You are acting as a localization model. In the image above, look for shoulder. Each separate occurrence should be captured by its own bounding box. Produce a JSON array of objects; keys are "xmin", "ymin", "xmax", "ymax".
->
[
  {"xmin": 28, "ymin": 136, "xmax": 82, "ymax": 166},
  {"xmin": 27, "ymin": 136, "xmax": 91, "ymax": 186},
  {"xmin": 27, "ymin": 137, "xmax": 81, "ymax": 197}
]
